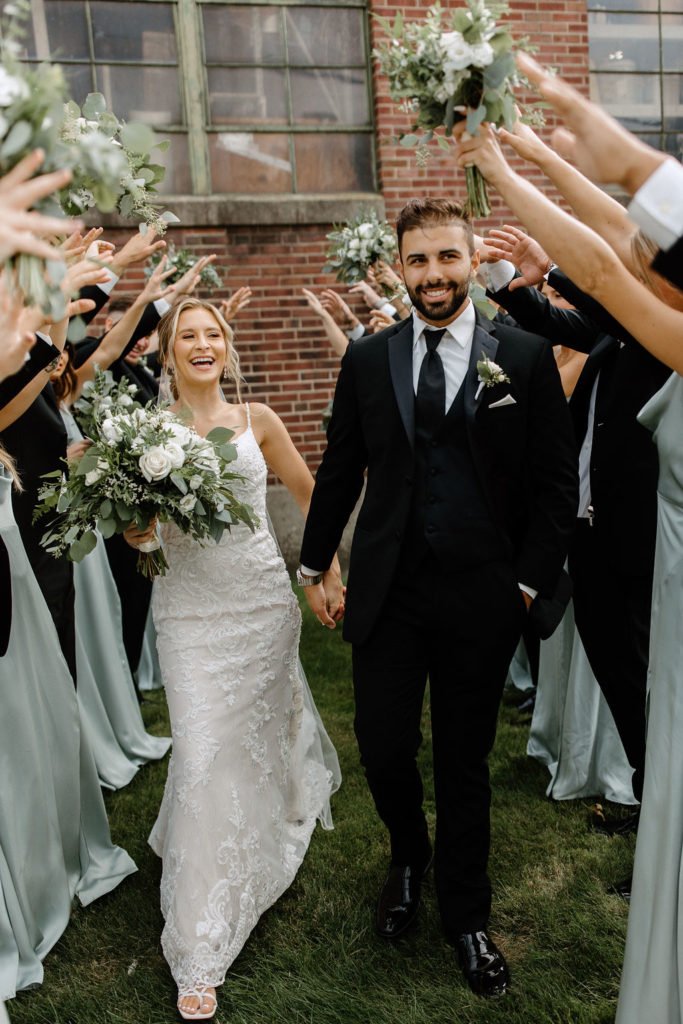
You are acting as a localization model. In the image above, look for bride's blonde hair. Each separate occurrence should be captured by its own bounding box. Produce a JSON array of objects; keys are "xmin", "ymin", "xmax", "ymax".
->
[{"xmin": 156, "ymin": 298, "xmax": 242, "ymax": 401}]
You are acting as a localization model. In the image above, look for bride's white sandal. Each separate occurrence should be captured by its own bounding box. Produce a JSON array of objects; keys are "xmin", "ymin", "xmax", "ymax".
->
[{"xmin": 177, "ymin": 987, "xmax": 217, "ymax": 1020}]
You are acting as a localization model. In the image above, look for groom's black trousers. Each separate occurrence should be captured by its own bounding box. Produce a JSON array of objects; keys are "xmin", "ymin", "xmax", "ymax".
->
[{"xmin": 352, "ymin": 549, "xmax": 526, "ymax": 938}]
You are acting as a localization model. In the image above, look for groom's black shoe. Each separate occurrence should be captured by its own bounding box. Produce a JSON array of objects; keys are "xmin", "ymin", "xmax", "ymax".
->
[
  {"xmin": 375, "ymin": 855, "xmax": 433, "ymax": 939},
  {"xmin": 457, "ymin": 930, "xmax": 510, "ymax": 998}
]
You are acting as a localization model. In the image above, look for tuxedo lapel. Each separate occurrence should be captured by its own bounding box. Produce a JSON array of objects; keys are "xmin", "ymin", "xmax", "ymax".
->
[
  {"xmin": 464, "ymin": 316, "xmax": 499, "ymax": 423},
  {"xmin": 388, "ymin": 319, "xmax": 416, "ymax": 448}
]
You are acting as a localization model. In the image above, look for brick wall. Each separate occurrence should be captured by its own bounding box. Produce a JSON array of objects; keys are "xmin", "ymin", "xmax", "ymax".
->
[{"xmin": 94, "ymin": 0, "xmax": 590, "ymax": 475}]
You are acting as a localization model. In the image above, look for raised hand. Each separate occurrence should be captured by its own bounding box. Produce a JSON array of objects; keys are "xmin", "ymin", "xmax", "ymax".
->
[
  {"xmin": 369, "ymin": 309, "xmax": 394, "ymax": 332},
  {"xmin": 453, "ymin": 121, "xmax": 513, "ymax": 189},
  {"xmin": 515, "ymin": 52, "xmax": 666, "ymax": 195},
  {"xmin": 138, "ymin": 254, "xmax": 176, "ymax": 305},
  {"xmin": 371, "ymin": 259, "xmax": 402, "ymax": 290},
  {"xmin": 109, "ymin": 225, "xmax": 166, "ymax": 276},
  {"xmin": 0, "ymin": 150, "xmax": 83, "ymax": 263},
  {"xmin": 486, "ymin": 225, "xmax": 552, "ymax": 290},
  {"xmin": 220, "ymin": 285, "xmax": 252, "ymax": 321},
  {"xmin": 349, "ymin": 279, "xmax": 383, "ymax": 310},
  {"xmin": 173, "ymin": 254, "xmax": 217, "ymax": 299},
  {"xmin": 320, "ymin": 289, "xmax": 360, "ymax": 331},
  {"xmin": 0, "ymin": 277, "xmax": 36, "ymax": 380}
]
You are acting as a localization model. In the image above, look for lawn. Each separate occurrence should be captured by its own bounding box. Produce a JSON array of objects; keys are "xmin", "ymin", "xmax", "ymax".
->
[{"xmin": 7, "ymin": 599, "xmax": 632, "ymax": 1024}]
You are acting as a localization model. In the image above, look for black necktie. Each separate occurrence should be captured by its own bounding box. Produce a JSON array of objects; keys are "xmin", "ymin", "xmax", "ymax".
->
[{"xmin": 415, "ymin": 328, "xmax": 446, "ymax": 437}]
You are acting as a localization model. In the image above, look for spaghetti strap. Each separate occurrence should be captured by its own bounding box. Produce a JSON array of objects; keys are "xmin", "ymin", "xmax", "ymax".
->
[{"xmin": 245, "ymin": 403, "xmax": 251, "ymax": 430}]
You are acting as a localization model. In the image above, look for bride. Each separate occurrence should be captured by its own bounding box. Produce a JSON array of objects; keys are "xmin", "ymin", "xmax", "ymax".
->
[{"xmin": 125, "ymin": 297, "xmax": 342, "ymax": 1020}]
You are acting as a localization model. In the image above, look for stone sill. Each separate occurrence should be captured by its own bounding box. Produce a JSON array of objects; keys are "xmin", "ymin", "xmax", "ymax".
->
[{"xmin": 86, "ymin": 193, "xmax": 386, "ymax": 230}]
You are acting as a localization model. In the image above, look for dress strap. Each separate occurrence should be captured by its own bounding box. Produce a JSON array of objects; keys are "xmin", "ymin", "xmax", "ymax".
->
[{"xmin": 245, "ymin": 402, "xmax": 252, "ymax": 430}]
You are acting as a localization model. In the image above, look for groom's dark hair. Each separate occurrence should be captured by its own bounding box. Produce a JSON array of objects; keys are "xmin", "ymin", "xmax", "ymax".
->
[{"xmin": 396, "ymin": 198, "xmax": 474, "ymax": 259}]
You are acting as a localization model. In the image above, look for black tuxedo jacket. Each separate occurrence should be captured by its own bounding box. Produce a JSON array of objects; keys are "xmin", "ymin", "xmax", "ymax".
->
[
  {"xmin": 489, "ymin": 270, "xmax": 670, "ymax": 576},
  {"xmin": 301, "ymin": 310, "xmax": 578, "ymax": 645}
]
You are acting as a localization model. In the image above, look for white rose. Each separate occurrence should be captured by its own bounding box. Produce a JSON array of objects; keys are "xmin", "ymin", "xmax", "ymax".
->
[
  {"xmin": 118, "ymin": 394, "xmax": 134, "ymax": 408},
  {"xmin": 0, "ymin": 67, "xmax": 29, "ymax": 107},
  {"xmin": 163, "ymin": 441, "xmax": 186, "ymax": 469},
  {"xmin": 179, "ymin": 494, "xmax": 197, "ymax": 513},
  {"xmin": 470, "ymin": 41, "xmax": 494, "ymax": 67},
  {"xmin": 358, "ymin": 223, "xmax": 374, "ymax": 239},
  {"xmin": 85, "ymin": 459, "xmax": 109, "ymax": 486},
  {"xmin": 348, "ymin": 238, "xmax": 361, "ymax": 253},
  {"xmin": 139, "ymin": 446, "xmax": 174, "ymax": 482},
  {"xmin": 189, "ymin": 475, "xmax": 203, "ymax": 490},
  {"xmin": 101, "ymin": 418, "xmax": 123, "ymax": 444},
  {"xmin": 98, "ymin": 395, "xmax": 113, "ymax": 409},
  {"xmin": 440, "ymin": 30, "xmax": 471, "ymax": 71}
]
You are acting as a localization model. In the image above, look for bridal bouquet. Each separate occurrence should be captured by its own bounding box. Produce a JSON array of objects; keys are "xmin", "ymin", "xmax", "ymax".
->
[
  {"xmin": 35, "ymin": 372, "xmax": 256, "ymax": 578},
  {"xmin": 0, "ymin": 2, "xmax": 175, "ymax": 316},
  {"xmin": 145, "ymin": 243, "xmax": 223, "ymax": 293},
  {"xmin": 324, "ymin": 209, "xmax": 398, "ymax": 295},
  {"xmin": 374, "ymin": 0, "xmax": 536, "ymax": 217}
]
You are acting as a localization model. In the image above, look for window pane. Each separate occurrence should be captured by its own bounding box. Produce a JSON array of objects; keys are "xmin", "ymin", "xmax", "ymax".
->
[
  {"xmin": 202, "ymin": 5, "xmax": 284, "ymax": 65},
  {"xmin": 662, "ymin": 16, "xmax": 683, "ymax": 72},
  {"xmin": 59, "ymin": 63, "xmax": 94, "ymax": 105},
  {"xmin": 663, "ymin": 132, "xmax": 683, "ymax": 158},
  {"xmin": 588, "ymin": 0, "xmax": 661, "ymax": 11},
  {"xmin": 207, "ymin": 68, "xmax": 287, "ymax": 124},
  {"xmin": 6, "ymin": 0, "xmax": 89, "ymax": 60},
  {"xmin": 290, "ymin": 68, "xmax": 368, "ymax": 125},
  {"xmin": 153, "ymin": 133, "xmax": 192, "ymax": 194},
  {"xmin": 91, "ymin": 2, "xmax": 176, "ymax": 63},
  {"xmin": 208, "ymin": 132, "xmax": 293, "ymax": 192},
  {"xmin": 590, "ymin": 71, "xmax": 662, "ymax": 129},
  {"xmin": 294, "ymin": 132, "xmax": 373, "ymax": 191},
  {"xmin": 588, "ymin": 13, "xmax": 659, "ymax": 72},
  {"xmin": 96, "ymin": 65, "xmax": 182, "ymax": 124},
  {"xmin": 663, "ymin": 74, "xmax": 683, "ymax": 124},
  {"xmin": 285, "ymin": 7, "xmax": 364, "ymax": 67}
]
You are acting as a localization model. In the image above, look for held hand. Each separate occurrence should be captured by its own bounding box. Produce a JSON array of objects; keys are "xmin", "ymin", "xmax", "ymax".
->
[
  {"xmin": 372, "ymin": 259, "xmax": 402, "ymax": 289},
  {"xmin": 66, "ymin": 439, "xmax": 91, "ymax": 462},
  {"xmin": 515, "ymin": 52, "xmax": 665, "ymax": 194},
  {"xmin": 486, "ymin": 225, "xmax": 552, "ymax": 290},
  {"xmin": 123, "ymin": 518, "xmax": 158, "ymax": 551},
  {"xmin": 453, "ymin": 121, "xmax": 513, "ymax": 188}
]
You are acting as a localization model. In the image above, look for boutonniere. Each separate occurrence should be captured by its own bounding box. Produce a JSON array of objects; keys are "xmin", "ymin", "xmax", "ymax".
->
[{"xmin": 475, "ymin": 353, "xmax": 510, "ymax": 400}]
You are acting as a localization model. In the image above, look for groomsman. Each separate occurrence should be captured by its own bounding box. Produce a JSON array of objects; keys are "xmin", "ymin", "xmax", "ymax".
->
[{"xmin": 299, "ymin": 199, "xmax": 577, "ymax": 998}]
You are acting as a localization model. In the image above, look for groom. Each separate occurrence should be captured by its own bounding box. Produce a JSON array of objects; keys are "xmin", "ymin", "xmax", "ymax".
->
[{"xmin": 299, "ymin": 199, "xmax": 577, "ymax": 997}]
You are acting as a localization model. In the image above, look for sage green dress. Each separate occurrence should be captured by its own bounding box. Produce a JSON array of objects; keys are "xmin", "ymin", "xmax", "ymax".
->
[
  {"xmin": 0, "ymin": 470, "xmax": 136, "ymax": 1001},
  {"xmin": 617, "ymin": 372, "xmax": 683, "ymax": 1023}
]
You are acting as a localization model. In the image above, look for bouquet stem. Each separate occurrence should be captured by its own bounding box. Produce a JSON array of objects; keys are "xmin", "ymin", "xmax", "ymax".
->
[
  {"xmin": 465, "ymin": 165, "xmax": 491, "ymax": 219},
  {"xmin": 137, "ymin": 547, "xmax": 170, "ymax": 579}
]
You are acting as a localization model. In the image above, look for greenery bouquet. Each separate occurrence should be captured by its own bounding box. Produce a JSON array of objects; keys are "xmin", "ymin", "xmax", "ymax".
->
[
  {"xmin": 374, "ymin": 0, "xmax": 536, "ymax": 217},
  {"xmin": 146, "ymin": 243, "xmax": 223, "ymax": 293},
  {"xmin": 324, "ymin": 209, "xmax": 398, "ymax": 295},
  {"xmin": 35, "ymin": 369, "xmax": 256, "ymax": 578}
]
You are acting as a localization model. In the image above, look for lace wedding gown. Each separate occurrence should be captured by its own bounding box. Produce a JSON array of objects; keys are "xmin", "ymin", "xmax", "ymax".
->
[{"xmin": 149, "ymin": 405, "xmax": 341, "ymax": 995}]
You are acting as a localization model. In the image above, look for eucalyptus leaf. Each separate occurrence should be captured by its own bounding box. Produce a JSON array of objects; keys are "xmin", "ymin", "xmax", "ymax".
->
[
  {"xmin": 82, "ymin": 93, "xmax": 107, "ymax": 118},
  {"xmin": 97, "ymin": 517, "xmax": 117, "ymax": 539},
  {"xmin": 399, "ymin": 133, "xmax": 419, "ymax": 148},
  {"xmin": 170, "ymin": 471, "xmax": 188, "ymax": 494},
  {"xmin": 119, "ymin": 121, "xmax": 156, "ymax": 155},
  {"xmin": 1, "ymin": 120, "xmax": 33, "ymax": 158},
  {"xmin": 69, "ymin": 530, "xmax": 98, "ymax": 562},
  {"xmin": 67, "ymin": 316, "xmax": 87, "ymax": 343},
  {"xmin": 206, "ymin": 426, "xmax": 235, "ymax": 445}
]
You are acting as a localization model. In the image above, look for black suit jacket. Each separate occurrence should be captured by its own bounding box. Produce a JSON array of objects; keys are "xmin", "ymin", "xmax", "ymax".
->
[
  {"xmin": 301, "ymin": 311, "xmax": 578, "ymax": 644},
  {"xmin": 489, "ymin": 270, "xmax": 670, "ymax": 576}
]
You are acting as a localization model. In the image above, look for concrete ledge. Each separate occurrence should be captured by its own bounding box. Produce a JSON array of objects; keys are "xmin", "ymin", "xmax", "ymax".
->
[
  {"xmin": 86, "ymin": 193, "xmax": 386, "ymax": 230},
  {"xmin": 266, "ymin": 482, "xmax": 363, "ymax": 574}
]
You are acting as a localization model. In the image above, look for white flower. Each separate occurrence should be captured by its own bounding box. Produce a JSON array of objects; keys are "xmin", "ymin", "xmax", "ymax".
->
[
  {"xmin": 139, "ymin": 446, "xmax": 174, "ymax": 482},
  {"xmin": 166, "ymin": 420, "xmax": 195, "ymax": 446},
  {"xmin": 470, "ymin": 41, "xmax": 494, "ymax": 68},
  {"xmin": 119, "ymin": 394, "xmax": 134, "ymax": 408},
  {"xmin": 101, "ymin": 418, "xmax": 124, "ymax": 444},
  {"xmin": 85, "ymin": 459, "xmax": 109, "ymax": 486},
  {"xmin": 179, "ymin": 494, "xmax": 197, "ymax": 513},
  {"xmin": 440, "ymin": 31, "xmax": 472, "ymax": 71},
  {"xmin": 357, "ymin": 223, "xmax": 374, "ymax": 239},
  {"xmin": 98, "ymin": 395, "xmax": 113, "ymax": 409},
  {"xmin": 163, "ymin": 441, "xmax": 186, "ymax": 470},
  {"xmin": 189, "ymin": 475, "xmax": 203, "ymax": 490},
  {"xmin": 0, "ymin": 67, "xmax": 29, "ymax": 107}
]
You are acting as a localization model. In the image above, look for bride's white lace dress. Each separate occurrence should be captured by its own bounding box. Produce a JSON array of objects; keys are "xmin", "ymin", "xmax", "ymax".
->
[{"xmin": 149, "ymin": 405, "xmax": 341, "ymax": 995}]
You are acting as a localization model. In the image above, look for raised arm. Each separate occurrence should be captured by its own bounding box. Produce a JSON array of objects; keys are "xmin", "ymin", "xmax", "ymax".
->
[
  {"xmin": 302, "ymin": 288, "xmax": 349, "ymax": 358},
  {"xmin": 453, "ymin": 121, "xmax": 683, "ymax": 374}
]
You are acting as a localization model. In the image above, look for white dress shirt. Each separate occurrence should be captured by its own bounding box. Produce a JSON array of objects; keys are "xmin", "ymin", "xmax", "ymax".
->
[
  {"xmin": 411, "ymin": 300, "xmax": 475, "ymax": 411},
  {"xmin": 628, "ymin": 159, "xmax": 683, "ymax": 252}
]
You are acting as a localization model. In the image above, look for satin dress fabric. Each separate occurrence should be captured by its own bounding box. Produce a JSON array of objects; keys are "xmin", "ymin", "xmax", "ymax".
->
[
  {"xmin": 617, "ymin": 373, "xmax": 683, "ymax": 1023},
  {"xmin": 0, "ymin": 471, "xmax": 136, "ymax": 1001}
]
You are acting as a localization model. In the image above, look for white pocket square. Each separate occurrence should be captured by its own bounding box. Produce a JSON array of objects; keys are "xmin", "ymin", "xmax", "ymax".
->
[{"xmin": 488, "ymin": 393, "xmax": 516, "ymax": 409}]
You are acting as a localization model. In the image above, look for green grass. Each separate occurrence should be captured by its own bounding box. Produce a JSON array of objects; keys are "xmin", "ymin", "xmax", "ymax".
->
[{"xmin": 8, "ymin": 599, "xmax": 632, "ymax": 1024}]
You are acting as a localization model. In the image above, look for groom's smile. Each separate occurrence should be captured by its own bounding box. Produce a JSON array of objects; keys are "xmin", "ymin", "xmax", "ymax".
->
[{"xmin": 400, "ymin": 222, "xmax": 480, "ymax": 326}]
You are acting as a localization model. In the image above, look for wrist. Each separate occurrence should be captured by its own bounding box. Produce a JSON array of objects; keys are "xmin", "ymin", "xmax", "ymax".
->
[{"xmin": 622, "ymin": 149, "xmax": 667, "ymax": 197}]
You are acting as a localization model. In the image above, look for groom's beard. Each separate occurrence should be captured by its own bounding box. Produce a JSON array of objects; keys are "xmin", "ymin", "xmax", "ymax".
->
[{"xmin": 406, "ymin": 276, "xmax": 471, "ymax": 323}]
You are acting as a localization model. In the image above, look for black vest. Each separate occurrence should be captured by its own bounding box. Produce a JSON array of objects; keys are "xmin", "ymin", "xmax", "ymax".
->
[{"xmin": 402, "ymin": 382, "xmax": 506, "ymax": 571}]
